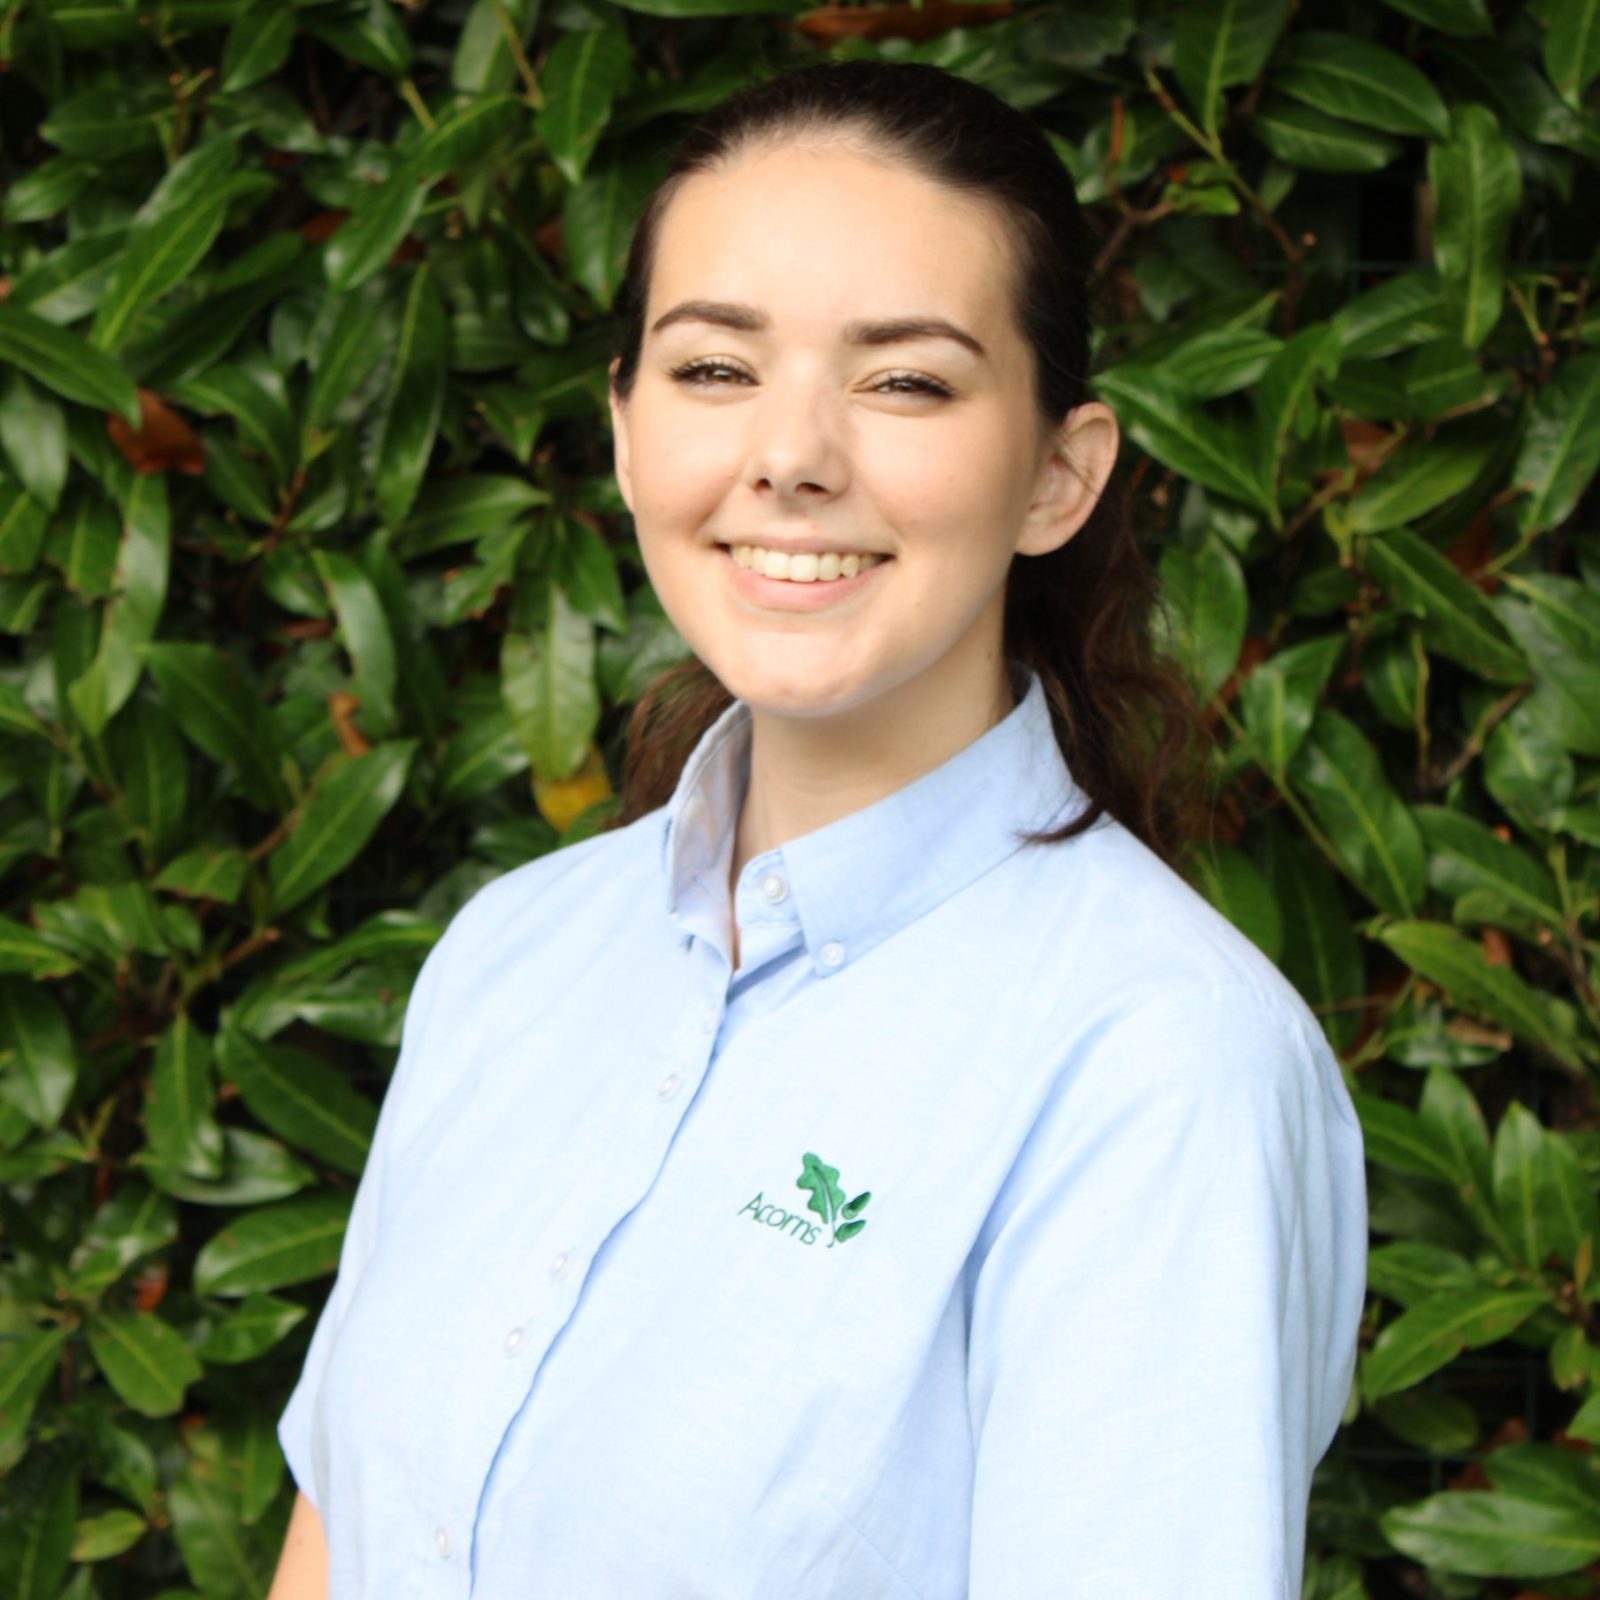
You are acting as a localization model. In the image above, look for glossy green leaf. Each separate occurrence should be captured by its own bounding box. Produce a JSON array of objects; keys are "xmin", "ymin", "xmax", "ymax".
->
[
  {"xmin": 561, "ymin": 145, "xmax": 663, "ymax": 312},
  {"xmin": 372, "ymin": 264, "xmax": 447, "ymax": 531},
  {"xmin": 0, "ymin": 370, "xmax": 68, "ymax": 513},
  {"xmin": 69, "ymin": 1179, "xmax": 179, "ymax": 1295},
  {"xmin": 92, "ymin": 195, "xmax": 236, "ymax": 352},
  {"xmin": 1376, "ymin": 920, "xmax": 1584, "ymax": 1070},
  {"xmin": 1375, "ymin": 0, "xmax": 1490, "ymax": 35},
  {"xmin": 1288, "ymin": 709, "xmax": 1426, "ymax": 915},
  {"xmin": 196, "ymin": 1292, "xmax": 307, "ymax": 1364},
  {"xmin": 451, "ymin": 0, "xmax": 539, "ymax": 95},
  {"xmin": 418, "ymin": 95, "xmax": 526, "ymax": 179},
  {"xmin": 87, "ymin": 1311, "xmax": 203, "ymax": 1417},
  {"xmin": 1252, "ymin": 100, "xmax": 1402, "ymax": 171},
  {"xmin": 1345, "ymin": 417, "xmax": 1499, "ymax": 533},
  {"xmin": 107, "ymin": 697, "xmax": 190, "ymax": 858},
  {"xmin": 136, "ymin": 1125, "xmax": 316, "ymax": 1208},
  {"xmin": 1413, "ymin": 806, "xmax": 1561, "ymax": 928},
  {"xmin": 1335, "ymin": 273, "xmax": 1450, "ymax": 359},
  {"xmin": 1, "ymin": 156, "xmax": 93, "ymax": 224},
  {"xmin": 72, "ymin": 1508, "xmax": 149, "ymax": 1561},
  {"xmin": 1495, "ymin": 576, "xmax": 1600, "ymax": 756},
  {"xmin": 220, "ymin": 0, "xmax": 295, "ymax": 93},
  {"xmin": 39, "ymin": 84, "xmax": 174, "ymax": 157},
  {"xmin": 313, "ymin": 549, "xmax": 397, "ymax": 738},
  {"xmin": 1544, "ymin": 0, "xmax": 1600, "ymax": 109},
  {"xmin": 0, "ymin": 479, "xmax": 50, "ymax": 576},
  {"xmin": 1092, "ymin": 365, "xmax": 1277, "ymax": 519},
  {"xmin": 398, "ymin": 473, "xmax": 550, "ymax": 556},
  {"xmin": 145, "ymin": 1015, "xmax": 225, "ymax": 1181},
  {"xmin": 139, "ymin": 642, "xmax": 292, "ymax": 815},
  {"xmin": 68, "ymin": 471, "xmax": 171, "ymax": 737},
  {"xmin": 535, "ymin": 20, "xmax": 631, "ymax": 186},
  {"xmin": 502, "ymin": 588, "xmax": 600, "ymax": 779},
  {"xmin": 1492, "ymin": 1101, "xmax": 1600, "ymax": 1271},
  {"xmin": 165, "ymin": 1451, "xmax": 280, "ymax": 1596},
  {"xmin": 307, "ymin": 0, "xmax": 412, "ymax": 76},
  {"xmin": 0, "ymin": 1448, "xmax": 76, "ymax": 1598},
  {"xmin": 216, "ymin": 1029, "xmax": 378, "ymax": 1176},
  {"xmin": 0, "ymin": 1328, "xmax": 70, "ymax": 1466},
  {"xmin": 1156, "ymin": 532, "xmax": 1247, "ymax": 703},
  {"xmin": 1173, "ymin": 0, "xmax": 1293, "ymax": 137},
  {"xmin": 49, "ymin": 486, "xmax": 120, "ymax": 598},
  {"xmin": 153, "ymin": 845, "xmax": 251, "ymax": 903},
  {"xmin": 1363, "ymin": 1285, "xmax": 1551, "ymax": 1397},
  {"xmin": 324, "ymin": 156, "xmax": 432, "ymax": 293},
  {"xmin": 0, "ymin": 302, "xmax": 141, "ymax": 425},
  {"xmin": 1258, "ymin": 822, "xmax": 1365, "ymax": 1053},
  {"xmin": 1512, "ymin": 351, "xmax": 1600, "ymax": 536},
  {"xmin": 173, "ymin": 362, "xmax": 295, "ymax": 485},
  {"xmin": 192, "ymin": 1190, "xmax": 353, "ymax": 1295},
  {"xmin": 267, "ymin": 740, "xmax": 416, "ymax": 913},
  {"xmin": 1192, "ymin": 842, "xmax": 1282, "ymax": 960},
  {"xmin": 1380, "ymin": 1488, "xmax": 1600, "ymax": 1578},
  {"xmin": 0, "ymin": 978, "xmax": 78, "ymax": 1128},
  {"xmin": 1276, "ymin": 31, "xmax": 1450, "ymax": 137},
  {"xmin": 1429, "ymin": 103, "xmax": 1522, "ymax": 349},
  {"xmin": 1238, "ymin": 634, "xmax": 1344, "ymax": 775},
  {"xmin": 301, "ymin": 279, "xmax": 387, "ymax": 442}
]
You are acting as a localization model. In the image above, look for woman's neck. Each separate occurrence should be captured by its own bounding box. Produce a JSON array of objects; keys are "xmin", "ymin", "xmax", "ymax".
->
[{"xmin": 726, "ymin": 651, "xmax": 1017, "ymax": 895}]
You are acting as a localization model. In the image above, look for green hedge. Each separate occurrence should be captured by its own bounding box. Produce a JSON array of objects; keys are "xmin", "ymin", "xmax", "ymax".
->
[{"xmin": 2, "ymin": 1, "xmax": 1598, "ymax": 1595}]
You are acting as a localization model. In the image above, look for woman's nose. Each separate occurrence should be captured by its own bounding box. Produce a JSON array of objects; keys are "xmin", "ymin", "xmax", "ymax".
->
[{"xmin": 745, "ymin": 380, "xmax": 851, "ymax": 499}]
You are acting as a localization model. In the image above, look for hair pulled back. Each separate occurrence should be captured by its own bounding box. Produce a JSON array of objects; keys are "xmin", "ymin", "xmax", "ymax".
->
[{"xmin": 604, "ymin": 57, "xmax": 1210, "ymax": 875}]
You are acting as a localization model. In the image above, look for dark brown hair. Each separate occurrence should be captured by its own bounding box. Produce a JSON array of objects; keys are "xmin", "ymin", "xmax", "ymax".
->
[{"xmin": 603, "ymin": 58, "xmax": 1211, "ymax": 876}]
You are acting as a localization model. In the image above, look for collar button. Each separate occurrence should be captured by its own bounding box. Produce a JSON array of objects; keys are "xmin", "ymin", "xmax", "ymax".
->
[
  {"xmin": 819, "ymin": 941, "xmax": 844, "ymax": 969},
  {"xmin": 759, "ymin": 872, "xmax": 789, "ymax": 904}
]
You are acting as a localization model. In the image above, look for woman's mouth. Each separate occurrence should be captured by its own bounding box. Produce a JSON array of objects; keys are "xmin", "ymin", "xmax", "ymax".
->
[
  {"xmin": 725, "ymin": 543, "xmax": 888, "ymax": 583},
  {"xmin": 717, "ymin": 543, "xmax": 892, "ymax": 610}
]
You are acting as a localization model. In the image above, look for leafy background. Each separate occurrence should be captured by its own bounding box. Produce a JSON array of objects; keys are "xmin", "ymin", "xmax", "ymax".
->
[{"xmin": 1, "ymin": 0, "xmax": 1598, "ymax": 1594}]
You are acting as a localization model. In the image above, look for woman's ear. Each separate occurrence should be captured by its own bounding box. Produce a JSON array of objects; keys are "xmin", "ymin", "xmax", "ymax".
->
[
  {"xmin": 1015, "ymin": 401, "xmax": 1120, "ymax": 558},
  {"xmin": 607, "ymin": 357, "xmax": 633, "ymax": 513}
]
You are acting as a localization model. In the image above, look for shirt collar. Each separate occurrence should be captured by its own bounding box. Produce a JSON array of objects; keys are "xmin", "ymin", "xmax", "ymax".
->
[{"xmin": 659, "ymin": 660, "xmax": 1088, "ymax": 974}]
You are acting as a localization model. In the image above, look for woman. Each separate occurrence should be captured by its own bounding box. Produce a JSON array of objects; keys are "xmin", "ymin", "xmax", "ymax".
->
[{"xmin": 271, "ymin": 58, "xmax": 1366, "ymax": 1599}]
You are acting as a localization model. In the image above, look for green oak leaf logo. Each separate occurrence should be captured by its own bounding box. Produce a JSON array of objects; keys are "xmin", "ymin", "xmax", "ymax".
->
[{"xmin": 796, "ymin": 1151, "xmax": 871, "ymax": 1247}]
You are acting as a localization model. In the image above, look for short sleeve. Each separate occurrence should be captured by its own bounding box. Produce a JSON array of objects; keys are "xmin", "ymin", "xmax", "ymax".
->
[
  {"xmin": 965, "ymin": 981, "xmax": 1367, "ymax": 1600},
  {"xmin": 274, "ymin": 926, "xmax": 450, "ymax": 1516}
]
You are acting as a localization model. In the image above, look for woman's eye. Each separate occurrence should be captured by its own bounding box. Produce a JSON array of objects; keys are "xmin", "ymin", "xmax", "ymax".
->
[
  {"xmin": 666, "ymin": 360, "xmax": 951, "ymax": 399},
  {"xmin": 668, "ymin": 361, "xmax": 750, "ymax": 387}
]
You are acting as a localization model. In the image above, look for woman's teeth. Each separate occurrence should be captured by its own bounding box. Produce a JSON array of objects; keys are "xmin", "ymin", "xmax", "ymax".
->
[{"xmin": 729, "ymin": 544, "xmax": 886, "ymax": 583}]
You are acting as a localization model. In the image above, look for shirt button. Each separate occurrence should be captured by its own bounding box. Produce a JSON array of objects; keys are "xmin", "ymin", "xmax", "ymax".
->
[
  {"xmin": 759, "ymin": 872, "xmax": 788, "ymax": 903},
  {"xmin": 699, "ymin": 1004, "xmax": 718, "ymax": 1033},
  {"xmin": 658, "ymin": 1072, "xmax": 681, "ymax": 1099},
  {"xmin": 819, "ymin": 940, "xmax": 844, "ymax": 968},
  {"xmin": 550, "ymin": 1251, "xmax": 569, "ymax": 1280},
  {"xmin": 435, "ymin": 1525, "xmax": 452, "ymax": 1558},
  {"xmin": 504, "ymin": 1327, "xmax": 524, "ymax": 1355}
]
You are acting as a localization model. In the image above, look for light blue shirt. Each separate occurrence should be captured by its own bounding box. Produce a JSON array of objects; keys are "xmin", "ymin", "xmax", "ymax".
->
[{"xmin": 277, "ymin": 659, "xmax": 1367, "ymax": 1599}]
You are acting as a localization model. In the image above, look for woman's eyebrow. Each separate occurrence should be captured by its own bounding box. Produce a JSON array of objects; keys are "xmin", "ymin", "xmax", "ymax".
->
[{"xmin": 648, "ymin": 299, "xmax": 987, "ymax": 360}]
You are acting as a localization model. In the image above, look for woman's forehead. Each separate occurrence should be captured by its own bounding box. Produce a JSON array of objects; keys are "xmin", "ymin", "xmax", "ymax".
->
[{"xmin": 648, "ymin": 151, "xmax": 1012, "ymax": 344}]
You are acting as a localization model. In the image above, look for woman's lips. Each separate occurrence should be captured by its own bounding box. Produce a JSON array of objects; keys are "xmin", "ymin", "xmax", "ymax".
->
[{"xmin": 720, "ymin": 545, "xmax": 892, "ymax": 611}]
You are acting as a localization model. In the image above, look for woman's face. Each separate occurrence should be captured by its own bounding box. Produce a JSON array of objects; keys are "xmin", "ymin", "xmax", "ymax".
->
[{"xmin": 608, "ymin": 138, "xmax": 1116, "ymax": 725}]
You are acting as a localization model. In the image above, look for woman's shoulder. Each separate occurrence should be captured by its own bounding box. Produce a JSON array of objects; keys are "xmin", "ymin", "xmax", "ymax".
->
[
  {"xmin": 436, "ymin": 806, "xmax": 663, "ymax": 961},
  {"xmin": 1014, "ymin": 813, "xmax": 1355, "ymax": 1126},
  {"xmin": 1023, "ymin": 811, "xmax": 1310, "ymax": 1017}
]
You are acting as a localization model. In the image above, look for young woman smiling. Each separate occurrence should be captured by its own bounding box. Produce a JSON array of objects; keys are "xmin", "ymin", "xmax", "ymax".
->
[{"xmin": 271, "ymin": 58, "xmax": 1366, "ymax": 1600}]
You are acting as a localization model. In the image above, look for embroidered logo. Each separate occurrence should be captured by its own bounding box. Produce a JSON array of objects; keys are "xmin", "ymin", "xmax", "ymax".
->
[{"xmin": 737, "ymin": 1152, "xmax": 872, "ymax": 1248}]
